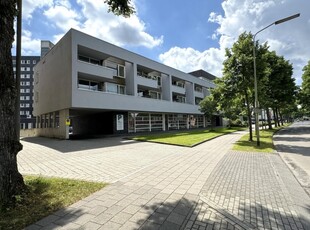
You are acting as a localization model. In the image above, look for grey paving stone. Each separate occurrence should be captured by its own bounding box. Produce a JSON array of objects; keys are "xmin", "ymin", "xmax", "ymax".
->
[
  {"xmin": 79, "ymin": 221, "xmax": 101, "ymax": 230},
  {"xmin": 36, "ymin": 215, "xmax": 60, "ymax": 227},
  {"xmin": 98, "ymin": 221, "xmax": 122, "ymax": 230},
  {"xmin": 167, "ymin": 212, "xmax": 186, "ymax": 225},
  {"xmin": 110, "ymin": 212, "xmax": 132, "ymax": 224},
  {"xmin": 21, "ymin": 129, "xmax": 310, "ymax": 230}
]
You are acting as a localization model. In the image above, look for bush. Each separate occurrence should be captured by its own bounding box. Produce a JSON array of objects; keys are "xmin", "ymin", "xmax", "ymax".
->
[{"xmin": 230, "ymin": 118, "xmax": 245, "ymax": 127}]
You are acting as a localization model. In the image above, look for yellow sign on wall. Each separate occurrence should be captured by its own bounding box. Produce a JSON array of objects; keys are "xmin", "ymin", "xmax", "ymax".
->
[{"xmin": 65, "ymin": 119, "xmax": 71, "ymax": 126}]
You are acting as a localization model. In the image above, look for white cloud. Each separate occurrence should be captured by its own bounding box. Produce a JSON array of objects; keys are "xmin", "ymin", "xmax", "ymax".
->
[
  {"xmin": 159, "ymin": 0, "xmax": 310, "ymax": 85},
  {"xmin": 23, "ymin": 0, "xmax": 53, "ymax": 20},
  {"xmin": 21, "ymin": 30, "xmax": 41, "ymax": 55},
  {"xmin": 41, "ymin": 0, "xmax": 163, "ymax": 48},
  {"xmin": 159, "ymin": 47, "xmax": 224, "ymax": 77},
  {"xmin": 20, "ymin": 0, "xmax": 163, "ymax": 53},
  {"xmin": 44, "ymin": 4, "xmax": 81, "ymax": 32}
]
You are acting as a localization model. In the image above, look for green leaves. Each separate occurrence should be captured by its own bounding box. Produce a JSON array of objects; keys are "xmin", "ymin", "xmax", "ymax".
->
[
  {"xmin": 299, "ymin": 61, "xmax": 310, "ymax": 112},
  {"xmin": 104, "ymin": 0, "xmax": 135, "ymax": 17}
]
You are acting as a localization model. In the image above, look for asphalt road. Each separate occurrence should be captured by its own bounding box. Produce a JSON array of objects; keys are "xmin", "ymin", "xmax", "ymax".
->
[{"xmin": 274, "ymin": 121, "xmax": 310, "ymax": 197}]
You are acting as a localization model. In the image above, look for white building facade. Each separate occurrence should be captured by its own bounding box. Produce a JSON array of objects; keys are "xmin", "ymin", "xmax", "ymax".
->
[{"xmin": 33, "ymin": 29, "xmax": 216, "ymax": 139}]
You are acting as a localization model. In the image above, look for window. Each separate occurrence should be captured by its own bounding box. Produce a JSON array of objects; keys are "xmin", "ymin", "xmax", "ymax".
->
[
  {"xmin": 21, "ymin": 74, "xmax": 25, "ymax": 79},
  {"xmin": 157, "ymin": 76, "xmax": 161, "ymax": 86},
  {"xmin": 21, "ymin": 60, "xmax": 26, "ymax": 64},
  {"xmin": 21, "ymin": 67, "xmax": 25, "ymax": 71},
  {"xmin": 117, "ymin": 65, "xmax": 125, "ymax": 78},
  {"xmin": 195, "ymin": 85, "xmax": 203, "ymax": 92},
  {"xmin": 20, "ymin": 89, "xmax": 25, "ymax": 93},
  {"xmin": 33, "ymin": 60, "xmax": 36, "ymax": 64},
  {"xmin": 173, "ymin": 94, "xmax": 186, "ymax": 103},
  {"xmin": 78, "ymin": 55, "xmax": 100, "ymax": 65},
  {"xmin": 106, "ymin": 82, "xmax": 125, "ymax": 94},
  {"xmin": 78, "ymin": 79, "xmax": 99, "ymax": 91},
  {"xmin": 26, "ymin": 104, "xmax": 30, "ymax": 107},
  {"xmin": 26, "ymin": 67, "xmax": 30, "ymax": 71},
  {"xmin": 26, "ymin": 74, "xmax": 30, "ymax": 78},
  {"xmin": 26, "ymin": 60, "xmax": 30, "ymax": 64},
  {"xmin": 172, "ymin": 79, "xmax": 185, "ymax": 88},
  {"xmin": 195, "ymin": 97, "xmax": 202, "ymax": 105},
  {"xmin": 149, "ymin": 91, "xmax": 161, "ymax": 100}
]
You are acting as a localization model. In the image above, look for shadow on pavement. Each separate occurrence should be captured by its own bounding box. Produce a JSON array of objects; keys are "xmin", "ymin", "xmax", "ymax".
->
[
  {"xmin": 135, "ymin": 196, "xmax": 310, "ymax": 230},
  {"xmin": 275, "ymin": 144, "xmax": 310, "ymax": 157},
  {"xmin": 274, "ymin": 136, "xmax": 310, "ymax": 142},
  {"xmin": 20, "ymin": 136, "xmax": 138, "ymax": 153}
]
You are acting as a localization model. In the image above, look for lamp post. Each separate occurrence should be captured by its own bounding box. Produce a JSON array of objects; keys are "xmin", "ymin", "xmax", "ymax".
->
[{"xmin": 253, "ymin": 13, "xmax": 300, "ymax": 146}]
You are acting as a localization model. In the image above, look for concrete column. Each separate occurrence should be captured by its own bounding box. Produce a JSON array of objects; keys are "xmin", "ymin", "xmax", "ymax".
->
[
  {"xmin": 125, "ymin": 62, "xmax": 137, "ymax": 96},
  {"xmin": 149, "ymin": 113, "xmax": 152, "ymax": 132},
  {"xmin": 162, "ymin": 114, "xmax": 166, "ymax": 131},
  {"xmin": 203, "ymin": 116, "xmax": 206, "ymax": 128},
  {"xmin": 185, "ymin": 82, "xmax": 195, "ymax": 105},
  {"xmin": 59, "ymin": 109, "xmax": 70, "ymax": 139},
  {"xmin": 162, "ymin": 74, "xmax": 172, "ymax": 101}
]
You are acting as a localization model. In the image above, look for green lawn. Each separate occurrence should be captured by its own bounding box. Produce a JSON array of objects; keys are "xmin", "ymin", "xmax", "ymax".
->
[
  {"xmin": 0, "ymin": 176, "xmax": 107, "ymax": 230},
  {"xmin": 131, "ymin": 127, "xmax": 245, "ymax": 147},
  {"xmin": 233, "ymin": 124, "xmax": 289, "ymax": 153}
]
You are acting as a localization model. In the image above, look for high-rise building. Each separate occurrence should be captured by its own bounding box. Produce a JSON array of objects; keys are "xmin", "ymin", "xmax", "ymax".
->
[{"xmin": 13, "ymin": 56, "xmax": 40, "ymax": 129}]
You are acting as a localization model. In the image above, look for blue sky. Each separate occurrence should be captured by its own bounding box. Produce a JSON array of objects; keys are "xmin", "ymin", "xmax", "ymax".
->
[{"xmin": 17, "ymin": 0, "xmax": 310, "ymax": 85}]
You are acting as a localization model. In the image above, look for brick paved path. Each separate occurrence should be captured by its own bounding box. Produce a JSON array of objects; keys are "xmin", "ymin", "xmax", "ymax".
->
[{"xmin": 20, "ymin": 130, "xmax": 310, "ymax": 230}]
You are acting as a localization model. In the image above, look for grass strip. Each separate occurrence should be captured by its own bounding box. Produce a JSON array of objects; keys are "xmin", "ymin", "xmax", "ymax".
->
[
  {"xmin": 233, "ymin": 124, "xmax": 290, "ymax": 153},
  {"xmin": 131, "ymin": 127, "xmax": 246, "ymax": 147},
  {"xmin": 0, "ymin": 176, "xmax": 107, "ymax": 230}
]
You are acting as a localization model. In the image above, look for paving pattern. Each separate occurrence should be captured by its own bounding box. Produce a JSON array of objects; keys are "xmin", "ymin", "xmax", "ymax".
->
[
  {"xmin": 18, "ymin": 137, "xmax": 187, "ymax": 182},
  {"xmin": 18, "ymin": 129, "xmax": 310, "ymax": 230}
]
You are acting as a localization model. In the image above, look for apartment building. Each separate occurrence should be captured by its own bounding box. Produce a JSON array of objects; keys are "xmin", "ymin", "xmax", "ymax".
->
[
  {"xmin": 13, "ymin": 56, "xmax": 40, "ymax": 129},
  {"xmin": 33, "ymin": 29, "xmax": 217, "ymax": 139}
]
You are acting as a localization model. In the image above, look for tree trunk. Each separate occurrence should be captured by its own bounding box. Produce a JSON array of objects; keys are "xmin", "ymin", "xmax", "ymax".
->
[
  {"xmin": 0, "ymin": 0, "xmax": 25, "ymax": 209},
  {"xmin": 273, "ymin": 108, "xmax": 278, "ymax": 127},
  {"xmin": 279, "ymin": 111, "xmax": 284, "ymax": 126},
  {"xmin": 276, "ymin": 107, "xmax": 281, "ymax": 127},
  {"xmin": 266, "ymin": 108, "xmax": 272, "ymax": 129}
]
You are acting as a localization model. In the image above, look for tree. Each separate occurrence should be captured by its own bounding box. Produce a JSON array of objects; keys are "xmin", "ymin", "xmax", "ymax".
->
[
  {"xmin": 199, "ymin": 95, "xmax": 218, "ymax": 130},
  {"xmin": 105, "ymin": 0, "xmax": 135, "ymax": 17},
  {"xmin": 0, "ymin": 0, "xmax": 134, "ymax": 210},
  {"xmin": 0, "ymin": 0, "xmax": 25, "ymax": 210},
  {"xmin": 262, "ymin": 51, "xmax": 296, "ymax": 127},
  {"xmin": 216, "ymin": 32, "xmax": 268, "ymax": 141},
  {"xmin": 300, "ymin": 61, "xmax": 310, "ymax": 113}
]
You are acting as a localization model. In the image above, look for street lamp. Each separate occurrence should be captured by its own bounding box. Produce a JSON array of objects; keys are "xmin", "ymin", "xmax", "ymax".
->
[{"xmin": 253, "ymin": 13, "xmax": 300, "ymax": 146}]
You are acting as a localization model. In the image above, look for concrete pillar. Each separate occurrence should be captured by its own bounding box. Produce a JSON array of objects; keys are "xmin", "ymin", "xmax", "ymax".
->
[{"xmin": 59, "ymin": 109, "xmax": 70, "ymax": 139}]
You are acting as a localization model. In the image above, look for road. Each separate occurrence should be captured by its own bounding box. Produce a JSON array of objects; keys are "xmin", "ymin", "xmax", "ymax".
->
[{"xmin": 274, "ymin": 121, "xmax": 310, "ymax": 196}]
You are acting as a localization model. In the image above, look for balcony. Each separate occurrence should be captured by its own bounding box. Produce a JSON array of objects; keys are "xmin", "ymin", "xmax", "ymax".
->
[
  {"xmin": 171, "ymin": 85, "xmax": 186, "ymax": 94},
  {"xmin": 194, "ymin": 91, "xmax": 204, "ymax": 98},
  {"xmin": 136, "ymin": 75, "xmax": 158, "ymax": 89},
  {"xmin": 77, "ymin": 60, "xmax": 116, "ymax": 80}
]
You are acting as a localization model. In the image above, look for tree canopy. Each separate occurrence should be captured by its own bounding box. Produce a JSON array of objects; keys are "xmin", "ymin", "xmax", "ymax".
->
[
  {"xmin": 299, "ymin": 61, "xmax": 310, "ymax": 113},
  {"xmin": 200, "ymin": 31, "xmax": 297, "ymax": 140},
  {"xmin": 105, "ymin": 0, "xmax": 135, "ymax": 17}
]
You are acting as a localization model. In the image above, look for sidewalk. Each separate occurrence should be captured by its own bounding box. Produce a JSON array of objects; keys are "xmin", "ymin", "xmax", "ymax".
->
[{"xmin": 20, "ymin": 130, "xmax": 310, "ymax": 230}]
